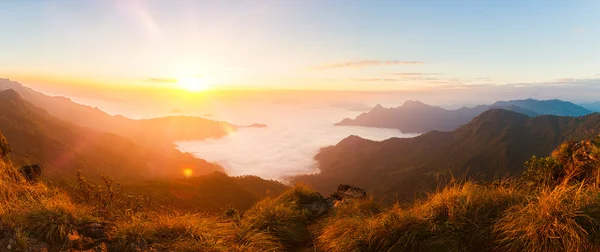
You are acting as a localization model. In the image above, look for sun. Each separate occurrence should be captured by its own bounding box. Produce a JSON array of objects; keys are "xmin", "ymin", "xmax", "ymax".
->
[
  {"xmin": 183, "ymin": 168, "xmax": 193, "ymax": 178},
  {"xmin": 178, "ymin": 76, "xmax": 213, "ymax": 92}
]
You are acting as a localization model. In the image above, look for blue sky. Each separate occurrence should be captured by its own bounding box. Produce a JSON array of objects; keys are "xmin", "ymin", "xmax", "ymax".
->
[{"xmin": 0, "ymin": 0, "xmax": 599, "ymax": 94}]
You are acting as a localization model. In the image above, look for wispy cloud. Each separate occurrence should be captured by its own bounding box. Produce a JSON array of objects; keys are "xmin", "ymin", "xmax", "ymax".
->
[
  {"xmin": 309, "ymin": 60, "xmax": 424, "ymax": 70},
  {"xmin": 349, "ymin": 78, "xmax": 399, "ymax": 82},
  {"xmin": 147, "ymin": 78, "xmax": 177, "ymax": 83},
  {"xmin": 387, "ymin": 72, "xmax": 440, "ymax": 76}
]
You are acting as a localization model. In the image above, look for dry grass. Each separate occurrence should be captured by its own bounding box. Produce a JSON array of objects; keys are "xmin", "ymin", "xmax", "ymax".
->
[
  {"xmin": 317, "ymin": 181, "xmax": 526, "ymax": 252},
  {"xmin": 239, "ymin": 185, "xmax": 321, "ymax": 250},
  {"xmin": 494, "ymin": 185, "xmax": 600, "ymax": 252}
]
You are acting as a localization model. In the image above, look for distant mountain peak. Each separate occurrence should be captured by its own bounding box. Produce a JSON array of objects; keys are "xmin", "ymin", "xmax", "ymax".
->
[{"xmin": 402, "ymin": 100, "xmax": 427, "ymax": 107}]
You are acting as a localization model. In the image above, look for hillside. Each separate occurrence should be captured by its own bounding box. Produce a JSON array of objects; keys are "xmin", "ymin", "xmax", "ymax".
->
[
  {"xmin": 298, "ymin": 109, "xmax": 600, "ymax": 200},
  {"xmin": 0, "ymin": 89, "xmax": 221, "ymax": 181},
  {"xmin": 0, "ymin": 78, "xmax": 260, "ymax": 143},
  {"xmin": 3, "ymin": 128, "xmax": 600, "ymax": 251},
  {"xmin": 124, "ymin": 171, "xmax": 288, "ymax": 212},
  {"xmin": 336, "ymin": 99, "xmax": 593, "ymax": 133}
]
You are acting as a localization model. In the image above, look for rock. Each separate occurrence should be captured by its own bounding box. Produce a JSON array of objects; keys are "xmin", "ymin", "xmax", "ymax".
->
[
  {"xmin": 297, "ymin": 192, "xmax": 332, "ymax": 217},
  {"xmin": 24, "ymin": 242, "xmax": 49, "ymax": 252},
  {"xmin": 78, "ymin": 223, "xmax": 112, "ymax": 240},
  {"xmin": 331, "ymin": 184, "xmax": 367, "ymax": 201},
  {"xmin": 300, "ymin": 200, "xmax": 331, "ymax": 216},
  {"xmin": 295, "ymin": 185, "xmax": 369, "ymax": 218},
  {"xmin": 19, "ymin": 164, "xmax": 42, "ymax": 182}
]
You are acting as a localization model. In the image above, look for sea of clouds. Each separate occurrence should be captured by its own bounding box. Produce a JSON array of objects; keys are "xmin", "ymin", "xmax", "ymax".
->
[{"xmin": 175, "ymin": 104, "xmax": 418, "ymax": 181}]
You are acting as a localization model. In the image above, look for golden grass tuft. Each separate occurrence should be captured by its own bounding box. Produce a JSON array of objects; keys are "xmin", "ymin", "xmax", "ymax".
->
[
  {"xmin": 239, "ymin": 185, "xmax": 319, "ymax": 249},
  {"xmin": 494, "ymin": 185, "xmax": 600, "ymax": 252}
]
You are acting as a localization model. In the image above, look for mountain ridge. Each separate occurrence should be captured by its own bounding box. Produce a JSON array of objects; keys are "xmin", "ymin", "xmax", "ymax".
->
[
  {"xmin": 336, "ymin": 98, "xmax": 593, "ymax": 133},
  {"xmin": 297, "ymin": 109, "xmax": 600, "ymax": 200},
  {"xmin": 0, "ymin": 79, "xmax": 263, "ymax": 143}
]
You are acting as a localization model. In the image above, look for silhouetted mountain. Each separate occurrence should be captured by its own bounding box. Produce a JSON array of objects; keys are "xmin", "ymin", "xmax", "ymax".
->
[
  {"xmin": 297, "ymin": 109, "xmax": 600, "ymax": 201},
  {"xmin": 581, "ymin": 101, "xmax": 600, "ymax": 112},
  {"xmin": 336, "ymin": 99, "xmax": 593, "ymax": 133},
  {"xmin": 0, "ymin": 89, "xmax": 221, "ymax": 182},
  {"xmin": 0, "ymin": 79, "xmax": 253, "ymax": 143}
]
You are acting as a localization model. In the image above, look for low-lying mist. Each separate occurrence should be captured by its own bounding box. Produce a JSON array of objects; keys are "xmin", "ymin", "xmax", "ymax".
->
[{"xmin": 176, "ymin": 105, "xmax": 418, "ymax": 181}]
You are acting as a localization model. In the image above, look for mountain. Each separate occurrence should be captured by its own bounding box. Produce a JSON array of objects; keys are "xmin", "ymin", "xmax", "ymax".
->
[
  {"xmin": 0, "ymin": 89, "xmax": 221, "ymax": 181},
  {"xmin": 0, "ymin": 78, "xmax": 258, "ymax": 143},
  {"xmin": 581, "ymin": 101, "xmax": 600, "ymax": 112},
  {"xmin": 336, "ymin": 99, "xmax": 594, "ymax": 133},
  {"xmin": 296, "ymin": 109, "xmax": 600, "ymax": 200}
]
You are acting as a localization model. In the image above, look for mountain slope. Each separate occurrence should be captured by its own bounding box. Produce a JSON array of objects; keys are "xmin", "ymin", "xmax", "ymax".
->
[
  {"xmin": 297, "ymin": 109, "xmax": 600, "ymax": 200},
  {"xmin": 0, "ymin": 78, "xmax": 249, "ymax": 143},
  {"xmin": 125, "ymin": 171, "xmax": 288, "ymax": 212},
  {"xmin": 336, "ymin": 99, "xmax": 593, "ymax": 133},
  {"xmin": 0, "ymin": 89, "xmax": 221, "ymax": 181}
]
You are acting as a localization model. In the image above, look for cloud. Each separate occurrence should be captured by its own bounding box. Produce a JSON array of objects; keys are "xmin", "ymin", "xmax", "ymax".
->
[
  {"xmin": 387, "ymin": 72, "xmax": 441, "ymax": 76},
  {"xmin": 147, "ymin": 78, "xmax": 178, "ymax": 83},
  {"xmin": 310, "ymin": 60, "xmax": 424, "ymax": 70},
  {"xmin": 349, "ymin": 78, "xmax": 399, "ymax": 82}
]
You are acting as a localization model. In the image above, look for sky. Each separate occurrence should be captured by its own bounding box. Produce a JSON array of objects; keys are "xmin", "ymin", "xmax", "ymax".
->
[{"xmin": 1, "ymin": 0, "xmax": 599, "ymax": 98}]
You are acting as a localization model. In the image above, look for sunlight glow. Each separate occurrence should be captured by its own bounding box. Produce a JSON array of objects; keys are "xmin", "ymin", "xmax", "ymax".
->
[
  {"xmin": 178, "ymin": 76, "xmax": 214, "ymax": 92},
  {"xmin": 183, "ymin": 168, "xmax": 193, "ymax": 178}
]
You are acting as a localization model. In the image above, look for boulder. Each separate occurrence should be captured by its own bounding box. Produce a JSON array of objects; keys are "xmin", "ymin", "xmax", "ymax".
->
[
  {"xmin": 78, "ymin": 223, "xmax": 113, "ymax": 240},
  {"xmin": 297, "ymin": 185, "xmax": 369, "ymax": 217},
  {"xmin": 19, "ymin": 164, "xmax": 42, "ymax": 182},
  {"xmin": 297, "ymin": 192, "xmax": 333, "ymax": 217},
  {"xmin": 331, "ymin": 184, "xmax": 367, "ymax": 201}
]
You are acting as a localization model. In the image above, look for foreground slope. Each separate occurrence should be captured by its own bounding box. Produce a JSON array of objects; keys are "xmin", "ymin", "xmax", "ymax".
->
[
  {"xmin": 298, "ymin": 109, "xmax": 600, "ymax": 199},
  {"xmin": 0, "ymin": 89, "xmax": 221, "ymax": 181},
  {"xmin": 3, "ymin": 129, "xmax": 600, "ymax": 251},
  {"xmin": 336, "ymin": 99, "xmax": 593, "ymax": 133}
]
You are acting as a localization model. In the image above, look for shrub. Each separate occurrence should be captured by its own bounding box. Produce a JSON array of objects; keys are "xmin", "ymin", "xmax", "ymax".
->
[{"xmin": 522, "ymin": 140, "xmax": 600, "ymax": 189}]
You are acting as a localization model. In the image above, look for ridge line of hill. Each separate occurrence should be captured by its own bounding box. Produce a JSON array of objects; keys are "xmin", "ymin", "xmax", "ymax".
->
[{"xmin": 336, "ymin": 98, "xmax": 594, "ymax": 133}]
